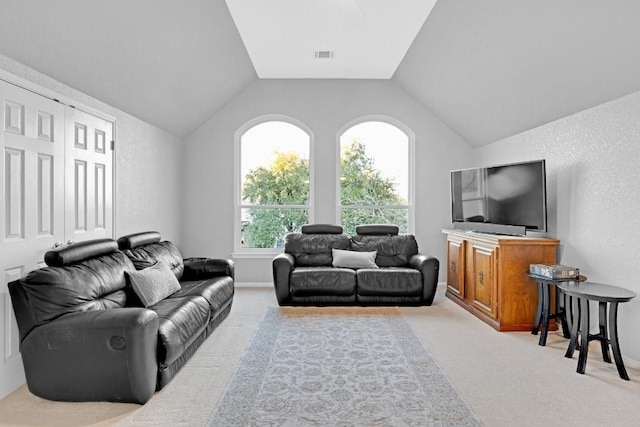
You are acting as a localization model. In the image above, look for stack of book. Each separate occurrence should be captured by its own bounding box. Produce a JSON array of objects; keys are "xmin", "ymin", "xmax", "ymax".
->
[{"xmin": 529, "ymin": 264, "xmax": 578, "ymax": 279}]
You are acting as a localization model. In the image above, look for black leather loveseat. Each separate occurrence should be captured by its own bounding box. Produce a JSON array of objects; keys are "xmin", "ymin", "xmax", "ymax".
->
[
  {"xmin": 272, "ymin": 224, "xmax": 439, "ymax": 306},
  {"xmin": 8, "ymin": 231, "xmax": 234, "ymax": 404}
]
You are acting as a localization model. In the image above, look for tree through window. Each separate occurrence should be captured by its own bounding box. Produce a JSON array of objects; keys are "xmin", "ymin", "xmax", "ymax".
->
[
  {"xmin": 238, "ymin": 120, "xmax": 311, "ymax": 249},
  {"xmin": 339, "ymin": 120, "xmax": 412, "ymax": 235}
]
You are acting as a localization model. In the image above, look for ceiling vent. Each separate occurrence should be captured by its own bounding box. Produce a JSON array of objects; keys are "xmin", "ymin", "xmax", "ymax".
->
[{"xmin": 314, "ymin": 50, "xmax": 334, "ymax": 59}]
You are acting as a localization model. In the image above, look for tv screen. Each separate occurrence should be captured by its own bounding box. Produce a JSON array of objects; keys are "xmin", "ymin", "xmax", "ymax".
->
[{"xmin": 450, "ymin": 160, "xmax": 547, "ymax": 235}]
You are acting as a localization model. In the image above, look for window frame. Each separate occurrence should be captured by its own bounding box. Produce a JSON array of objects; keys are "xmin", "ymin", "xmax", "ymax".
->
[
  {"xmin": 233, "ymin": 115, "xmax": 314, "ymax": 255},
  {"xmin": 335, "ymin": 115, "xmax": 415, "ymax": 234}
]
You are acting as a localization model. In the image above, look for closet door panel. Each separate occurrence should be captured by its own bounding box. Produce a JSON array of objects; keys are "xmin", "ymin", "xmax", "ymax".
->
[
  {"xmin": 0, "ymin": 80, "xmax": 65, "ymax": 398},
  {"xmin": 65, "ymin": 106, "xmax": 113, "ymax": 243}
]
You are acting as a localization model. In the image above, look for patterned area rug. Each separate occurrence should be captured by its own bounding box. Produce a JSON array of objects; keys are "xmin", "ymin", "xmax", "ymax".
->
[{"xmin": 207, "ymin": 307, "xmax": 480, "ymax": 427}]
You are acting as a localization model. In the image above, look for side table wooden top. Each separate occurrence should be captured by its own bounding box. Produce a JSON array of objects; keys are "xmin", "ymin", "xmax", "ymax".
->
[
  {"xmin": 556, "ymin": 282, "xmax": 636, "ymax": 303},
  {"xmin": 527, "ymin": 273, "xmax": 587, "ymax": 284}
]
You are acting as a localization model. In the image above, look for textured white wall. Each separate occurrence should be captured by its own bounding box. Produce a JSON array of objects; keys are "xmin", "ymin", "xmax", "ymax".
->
[
  {"xmin": 0, "ymin": 54, "xmax": 183, "ymax": 246},
  {"xmin": 182, "ymin": 79, "xmax": 471, "ymax": 282},
  {"xmin": 475, "ymin": 91, "xmax": 640, "ymax": 362}
]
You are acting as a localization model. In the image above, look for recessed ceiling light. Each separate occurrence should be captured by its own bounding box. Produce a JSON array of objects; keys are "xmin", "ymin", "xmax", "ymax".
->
[{"xmin": 314, "ymin": 50, "xmax": 334, "ymax": 59}]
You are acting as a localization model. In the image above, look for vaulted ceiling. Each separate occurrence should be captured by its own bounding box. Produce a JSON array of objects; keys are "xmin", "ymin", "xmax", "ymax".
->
[{"xmin": 1, "ymin": 1, "xmax": 640, "ymax": 147}]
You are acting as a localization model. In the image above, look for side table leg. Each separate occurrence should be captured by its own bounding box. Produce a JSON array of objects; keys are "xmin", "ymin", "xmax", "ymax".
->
[
  {"xmin": 598, "ymin": 301, "xmax": 612, "ymax": 363},
  {"xmin": 576, "ymin": 296, "xmax": 590, "ymax": 374},
  {"xmin": 539, "ymin": 283, "xmax": 551, "ymax": 346},
  {"xmin": 609, "ymin": 302, "xmax": 630, "ymax": 381},
  {"xmin": 557, "ymin": 288, "xmax": 570, "ymax": 339},
  {"xmin": 565, "ymin": 293, "xmax": 574, "ymax": 339},
  {"xmin": 565, "ymin": 294, "xmax": 581, "ymax": 358},
  {"xmin": 532, "ymin": 282, "xmax": 543, "ymax": 335}
]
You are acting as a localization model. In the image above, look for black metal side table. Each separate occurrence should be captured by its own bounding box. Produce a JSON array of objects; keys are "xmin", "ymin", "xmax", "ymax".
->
[
  {"xmin": 557, "ymin": 281, "xmax": 636, "ymax": 380},
  {"xmin": 527, "ymin": 273, "xmax": 585, "ymax": 346}
]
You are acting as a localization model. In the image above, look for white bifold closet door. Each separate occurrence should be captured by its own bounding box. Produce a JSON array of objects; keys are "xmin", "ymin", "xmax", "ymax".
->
[{"xmin": 0, "ymin": 79, "xmax": 114, "ymax": 398}]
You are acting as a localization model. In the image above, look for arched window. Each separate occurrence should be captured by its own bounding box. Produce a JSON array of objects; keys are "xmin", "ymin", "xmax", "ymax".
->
[
  {"xmin": 338, "ymin": 119, "xmax": 413, "ymax": 235},
  {"xmin": 235, "ymin": 117, "xmax": 312, "ymax": 251}
]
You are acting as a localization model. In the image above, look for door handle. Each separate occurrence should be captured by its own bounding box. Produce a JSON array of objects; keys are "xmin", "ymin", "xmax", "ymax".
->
[{"xmin": 53, "ymin": 240, "xmax": 75, "ymax": 249}]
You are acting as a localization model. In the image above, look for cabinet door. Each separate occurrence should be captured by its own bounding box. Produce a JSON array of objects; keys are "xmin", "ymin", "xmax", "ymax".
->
[
  {"xmin": 446, "ymin": 238, "xmax": 465, "ymax": 298},
  {"xmin": 470, "ymin": 244, "xmax": 497, "ymax": 318}
]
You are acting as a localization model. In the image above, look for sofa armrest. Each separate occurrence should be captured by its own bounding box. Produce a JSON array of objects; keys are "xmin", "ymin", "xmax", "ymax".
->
[
  {"xmin": 20, "ymin": 308, "xmax": 159, "ymax": 404},
  {"xmin": 183, "ymin": 257, "xmax": 235, "ymax": 280},
  {"xmin": 409, "ymin": 254, "xmax": 440, "ymax": 305},
  {"xmin": 272, "ymin": 253, "xmax": 295, "ymax": 305}
]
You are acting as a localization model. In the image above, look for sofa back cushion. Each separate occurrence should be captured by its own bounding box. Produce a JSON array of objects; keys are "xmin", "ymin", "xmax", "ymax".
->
[
  {"xmin": 118, "ymin": 231, "xmax": 185, "ymax": 280},
  {"xmin": 44, "ymin": 238, "xmax": 121, "ymax": 267},
  {"xmin": 117, "ymin": 231, "xmax": 161, "ymax": 250},
  {"xmin": 20, "ymin": 240, "xmax": 134, "ymax": 325},
  {"xmin": 121, "ymin": 241, "xmax": 185, "ymax": 280},
  {"xmin": 285, "ymin": 233, "xmax": 351, "ymax": 267},
  {"xmin": 300, "ymin": 224, "xmax": 344, "ymax": 234},
  {"xmin": 354, "ymin": 224, "xmax": 399, "ymax": 236},
  {"xmin": 350, "ymin": 234, "xmax": 418, "ymax": 267}
]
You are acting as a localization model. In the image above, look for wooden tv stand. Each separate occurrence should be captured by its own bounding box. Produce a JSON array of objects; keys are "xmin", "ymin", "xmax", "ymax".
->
[{"xmin": 443, "ymin": 229, "xmax": 559, "ymax": 332}]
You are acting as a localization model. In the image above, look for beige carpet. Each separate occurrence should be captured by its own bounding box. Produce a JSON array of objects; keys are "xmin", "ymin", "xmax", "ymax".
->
[{"xmin": 1, "ymin": 286, "xmax": 639, "ymax": 426}]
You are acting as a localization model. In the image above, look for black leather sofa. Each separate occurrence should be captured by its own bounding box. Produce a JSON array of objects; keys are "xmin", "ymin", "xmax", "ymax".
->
[
  {"xmin": 8, "ymin": 231, "xmax": 234, "ymax": 404},
  {"xmin": 272, "ymin": 224, "xmax": 439, "ymax": 306}
]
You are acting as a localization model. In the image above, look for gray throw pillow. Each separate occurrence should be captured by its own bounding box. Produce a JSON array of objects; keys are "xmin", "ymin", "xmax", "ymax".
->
[
  {"xmin": 332, "ymin": 249, "xmax": 378, "ymax": 269},
  {"xmin": 126, "ymin": 262, "xmax": 181, "ymax": 307}
]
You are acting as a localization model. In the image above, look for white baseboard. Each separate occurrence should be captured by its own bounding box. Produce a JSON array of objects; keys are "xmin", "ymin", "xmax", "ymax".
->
[
  {"xmin": 235, "ymin": 281, "xmax": 272, "ymax": 288},
  {"xmin": 623, "ymin": 354, "xmax": 640, "ymax": 370}
]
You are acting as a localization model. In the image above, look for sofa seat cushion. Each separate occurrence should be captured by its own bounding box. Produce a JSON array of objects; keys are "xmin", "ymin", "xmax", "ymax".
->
[
  {"xmin": 290, "ymin": 267, "xmax": 356, "ymax": 296},
  {"xmin": 356, "ymin": 268, "xmax": 422, "ymax": 296},
  {"xmin": 148, "ymin": 296, "xmax": 209, "ymax": 366},
  {"xmin": 169, "ymin": 276, "xmax": 234, "ymax": 320}
]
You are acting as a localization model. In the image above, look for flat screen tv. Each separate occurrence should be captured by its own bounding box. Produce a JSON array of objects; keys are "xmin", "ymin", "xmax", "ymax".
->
[{"xmin": 450, "ymin": 159, "xmax": 547, "ymax": 236}]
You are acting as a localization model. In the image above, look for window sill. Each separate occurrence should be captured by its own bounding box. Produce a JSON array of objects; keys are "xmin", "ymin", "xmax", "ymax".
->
[{"xmin": 232, "ymin": 250, "xmax": 283, "ymax": 259}]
